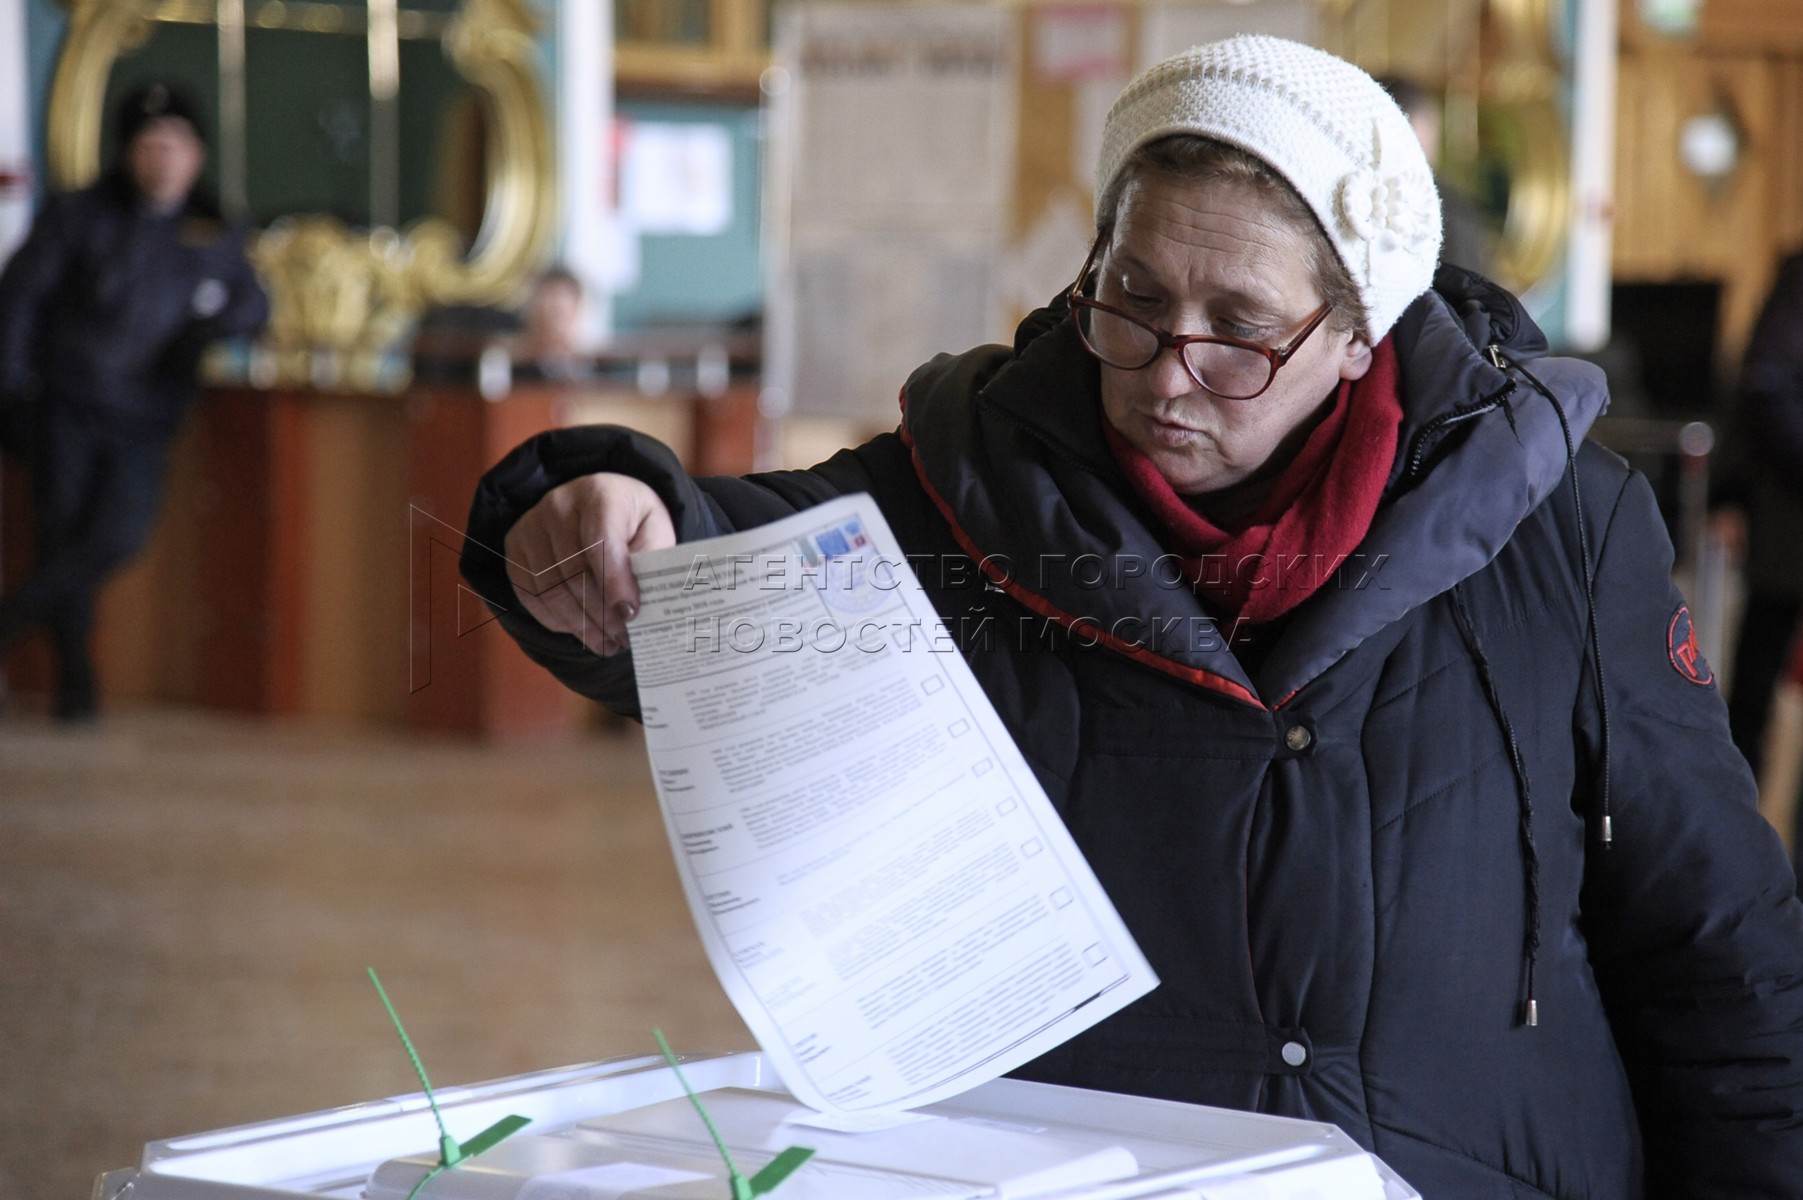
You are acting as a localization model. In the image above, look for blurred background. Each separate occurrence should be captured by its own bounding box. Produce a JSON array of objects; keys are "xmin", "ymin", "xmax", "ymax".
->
[{"xmin": 4, "ymin": 0, "xmax": 1803, "ymax": 1196}]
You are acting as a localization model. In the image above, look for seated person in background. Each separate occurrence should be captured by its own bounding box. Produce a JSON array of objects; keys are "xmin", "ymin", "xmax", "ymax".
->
[
  {"xmin": 464, "ymin": 36, "xmax": 1803, "ymax": 1195},
  {"xmin": 511, "ymin": 266, "xmax": 595, "ymax": 385},
  {"xmin": 0, "ymin": 81, "xmax": 268, "ymax": 720}
]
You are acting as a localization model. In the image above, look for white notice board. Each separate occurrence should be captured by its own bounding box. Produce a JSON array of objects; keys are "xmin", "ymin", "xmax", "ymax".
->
[{"xmin": 765, "ymin": 2, "xmax": 1019, "ymax": 422}]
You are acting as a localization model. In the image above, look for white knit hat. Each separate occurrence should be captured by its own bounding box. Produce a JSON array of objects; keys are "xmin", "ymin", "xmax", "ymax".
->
[{"xmin": 1095, "ymin": 35, "xmax": 1442, "ymax": 343}]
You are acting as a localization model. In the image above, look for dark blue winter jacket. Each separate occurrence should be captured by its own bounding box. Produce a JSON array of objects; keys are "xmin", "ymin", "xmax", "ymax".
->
[{"xmin": 463, "ymin": 272, "xmax": 1803, "ymax": 1197}]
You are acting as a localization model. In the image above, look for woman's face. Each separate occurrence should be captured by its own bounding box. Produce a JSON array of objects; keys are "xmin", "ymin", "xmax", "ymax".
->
[{"xmin": 1097, "ymin": 172, "xmax": 1372, "ymax": 498}]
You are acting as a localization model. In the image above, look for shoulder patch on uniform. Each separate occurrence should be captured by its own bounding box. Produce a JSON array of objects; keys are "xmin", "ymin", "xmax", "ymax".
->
[{"xmin": 1668, "ymin": 604, "xmax": 1713, "ymax": 686}]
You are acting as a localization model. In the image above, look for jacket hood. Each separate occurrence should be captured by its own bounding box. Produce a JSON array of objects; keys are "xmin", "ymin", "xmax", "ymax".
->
[{"xmin": 901, "ymin": 272, "xmax": 1609, "ymax": 708}]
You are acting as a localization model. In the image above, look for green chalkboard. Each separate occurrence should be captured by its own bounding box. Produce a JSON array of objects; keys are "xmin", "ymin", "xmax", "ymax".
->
[{"xmin": 87, "ymin": 15, "xmax": 469, "ymax": 230}]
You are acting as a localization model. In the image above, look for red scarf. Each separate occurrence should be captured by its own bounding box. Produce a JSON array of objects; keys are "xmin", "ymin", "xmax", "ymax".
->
[{"xmin": 1104, "ymin": 336, "xmax": 1402, "ymax": 626}]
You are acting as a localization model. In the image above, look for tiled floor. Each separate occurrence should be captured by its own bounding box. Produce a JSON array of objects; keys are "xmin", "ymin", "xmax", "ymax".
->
[
  {"xmin": 0, "ymin": 708, "xmax": 751, "ymax": 1200},
  {"xmin": 7, "ymin": 690, "xmax": 1799, "ymax": 1200}
]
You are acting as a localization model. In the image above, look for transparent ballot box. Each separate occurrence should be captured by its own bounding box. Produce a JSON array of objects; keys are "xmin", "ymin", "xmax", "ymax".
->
[{"xmin": 94, "ymin": 1052, "xmax": 1421, "ymax": 1200}]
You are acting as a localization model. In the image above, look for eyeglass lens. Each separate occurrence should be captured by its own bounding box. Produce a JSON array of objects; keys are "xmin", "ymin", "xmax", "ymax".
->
[{"xmin": 1076, "ymin": 307, "xmax": 1274, "ymax": 399}]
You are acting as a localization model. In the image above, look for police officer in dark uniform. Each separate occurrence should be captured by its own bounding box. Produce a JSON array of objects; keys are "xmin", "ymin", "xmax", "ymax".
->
[{"xmin": 0, "ymin": 82, "xmax": 269, "ymax": 720}]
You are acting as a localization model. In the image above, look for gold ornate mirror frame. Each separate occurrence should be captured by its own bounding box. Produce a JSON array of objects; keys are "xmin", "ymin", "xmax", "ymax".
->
[
  {"xmin": 1479, "ymin": 0, "xmax": 1569, "ymax": 292},
  {"xmin": 1324, "ymin": 0, "xmax": 1571, "ymax": 295},
  {"xmin": 46, "ymin": 0, "xmax": 558, "ymax": 390}
]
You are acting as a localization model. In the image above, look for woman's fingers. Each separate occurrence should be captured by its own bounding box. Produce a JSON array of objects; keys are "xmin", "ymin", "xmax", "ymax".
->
[
  {"xmin": 580, "ymin": 480, "xmax": 679, "ymax": 634},
  {"xmin": 506, "ymin": 512, "xmax": 596, "ymax": 651},
  {"xmin": 632, "ymin": 494, "xmax": 677, "ymax": 556},
  {"xmin": 508, "ymin": 479, "xmax": 613, "ymax": 648},
  {"xmin": 578, "ymin": 500, "xmax": 639, "ymax": 653},
  {"xmin": 503, "ymin": 473, "xmax": 675, "ymax": 656}
]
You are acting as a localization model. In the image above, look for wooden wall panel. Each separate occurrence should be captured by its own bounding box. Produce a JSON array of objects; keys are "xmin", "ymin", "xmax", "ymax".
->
[
  {"xmin": 404, "ymin": 385, "xmax": 588, "ymax": 741},
  {"xmin": 296, "ymin": 395, "xmax": 410, "ymax": 724},
  {"xmin": 1716, "ymin": 56, "xmax": 1778, "ymax": 360},
  {"xmin": 0, "ymin": 455, "xmax": 51, "ymax": 697},
  {"xmin": 192, "ymin": 388, "xmax": 311, "ymax": 715},
  {"xmin": 1006, "ymin": 4, "xmax": 1142, "ymax": 336},
  {"xmin": 1701, "ymin": 0, "xmax": 1803, "ymax": 55},
  {"xmin": 1613, "ymin": 53, "xmax": 1771, "ymax": 276},
  {"xmin": 94, "ymin": 426, "xmax": 206, "ymax": 704},
  {"xmin": 1613, "ymin": 47, "xmax": 1792, "ymax": 363},
  {"xmin": 1615, "ymin": 0, "xmax": 1803, "ymax": 366},
  {"xmin": 1611, "ymin": 50, "xmax": 1672, "ymax": 280},
  {"xmin": 1775, "ymin": 60, "xmax": 1803, "ymax": 255},
  {"xmin": 1013, "ymin": 9, "xmax": 1080, "ymax": 240}
]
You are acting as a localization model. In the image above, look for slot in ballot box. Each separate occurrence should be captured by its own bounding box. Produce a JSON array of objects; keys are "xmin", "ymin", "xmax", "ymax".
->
[{"xmin": 93, "ymin": 1052, "xmax": 1420, "ymax": 1200}]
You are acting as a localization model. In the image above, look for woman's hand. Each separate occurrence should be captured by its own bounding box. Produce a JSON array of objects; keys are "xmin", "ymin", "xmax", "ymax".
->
[{"xmin": 503, "ymin": 473, "xmax": 675, "ymax": 656}]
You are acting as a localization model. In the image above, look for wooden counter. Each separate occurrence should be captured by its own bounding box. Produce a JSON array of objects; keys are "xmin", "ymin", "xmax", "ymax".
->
[{"xmin": 1, "ymin": 379, "xmax": 764, "ymax": 738}]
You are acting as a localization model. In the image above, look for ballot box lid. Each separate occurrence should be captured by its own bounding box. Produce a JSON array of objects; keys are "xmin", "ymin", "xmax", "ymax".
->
[{"xmin": 94, "ymin": 1051, "xmax": 1420, "ymax": 1200}]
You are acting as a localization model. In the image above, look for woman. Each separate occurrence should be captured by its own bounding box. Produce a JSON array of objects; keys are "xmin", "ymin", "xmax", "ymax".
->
[{"xmin": 464, "ymin": 37, "xmax": 1803, "ymax": 1196}]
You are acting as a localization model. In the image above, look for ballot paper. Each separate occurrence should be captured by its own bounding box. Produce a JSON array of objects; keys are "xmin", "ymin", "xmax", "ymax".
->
[{"xmin": 627, "ymin": 494, "xmax": 1158, "ymax": 1114}]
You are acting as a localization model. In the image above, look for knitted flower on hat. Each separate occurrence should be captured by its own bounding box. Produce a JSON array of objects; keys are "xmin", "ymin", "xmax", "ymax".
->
[
  {"xmin": 1336, "ymin": 120, "xmax": 1438, "ymax": 267},
  {"xmin": 1094, "ymin": 35, "xmax": 1442, "ymax": 343}
]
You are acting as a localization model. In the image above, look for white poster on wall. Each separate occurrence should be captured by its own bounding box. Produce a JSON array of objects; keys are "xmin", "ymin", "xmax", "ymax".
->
[
  {"xmin": 766, "ymin": 2, "xmax": 1019, "ymax": 422},
  {"xmin": 621, "ymin": 121, "xmax": 734, "ymax": 237}
]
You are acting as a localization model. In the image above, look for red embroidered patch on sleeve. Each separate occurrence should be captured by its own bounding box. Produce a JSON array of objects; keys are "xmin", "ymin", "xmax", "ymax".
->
[{"xmin": 1668, "ymin": 605, "xmax": 1714, "ymax": 686}]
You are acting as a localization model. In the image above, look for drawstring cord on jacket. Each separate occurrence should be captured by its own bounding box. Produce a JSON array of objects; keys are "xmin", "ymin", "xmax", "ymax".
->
[
  {"xmin": 1491, "ymin": 346, "xmax": 1615, "ymax": 851},
  {"xmin": 1442, "ymin": 346, "xmax": 1617, "ymax": 1030},
  {"xmin": 1449, "ymin": 583, "xmax": 1542, "ymax": 1026}
]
